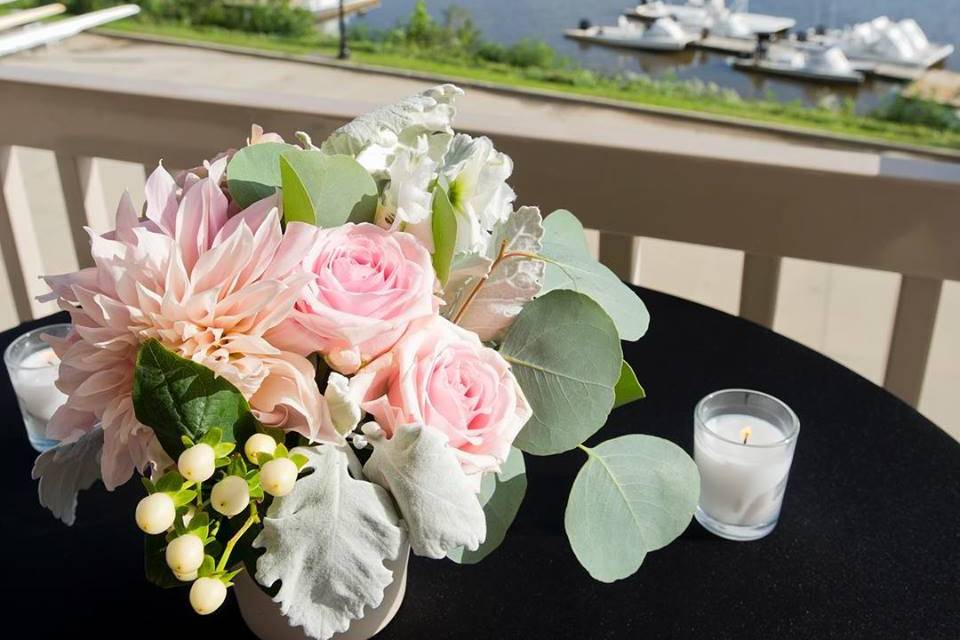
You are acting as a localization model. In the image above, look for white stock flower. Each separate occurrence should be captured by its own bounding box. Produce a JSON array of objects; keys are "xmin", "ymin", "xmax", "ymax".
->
[{"xmin": 438, "ymin": 134, "xmax": 517, "ymax": 254}]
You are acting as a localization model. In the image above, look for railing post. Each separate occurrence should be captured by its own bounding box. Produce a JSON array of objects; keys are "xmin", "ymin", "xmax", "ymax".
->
[
  {"xmin": 884, "ymin": 275, "xmax": 943, "ymax": 407},
  {"xmin": 0, "ymin": 146, "xmax": 47, "ymax": 322},
  {"xmin": 598, "ymin": 232, "xmax": 637, "ymax": 282},
  {"xmin": 56, "ymin": 154, "xmax": 110, "ymax": 269},
  {"xmin": 739, "ymin": 253, "xmax": 782, "ymax": 328}
]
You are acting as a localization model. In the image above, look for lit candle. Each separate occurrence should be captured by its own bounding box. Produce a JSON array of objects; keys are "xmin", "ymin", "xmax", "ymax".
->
[
  {"xmin": 693, "ymin": 390, "xmax": 799, "ymax": 541},
  {"xmin": 16, "ymin": 347, "xmax": 67, "ymax": 421},
  {"xmin": 4, "ymin": 324, "xmax": 71, "ymax": 452}
]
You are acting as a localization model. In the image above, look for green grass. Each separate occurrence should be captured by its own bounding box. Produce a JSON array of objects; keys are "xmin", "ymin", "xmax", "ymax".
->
[{"xmin": 79, "ymin": 18, "xmax": 960, "ymax": 152}]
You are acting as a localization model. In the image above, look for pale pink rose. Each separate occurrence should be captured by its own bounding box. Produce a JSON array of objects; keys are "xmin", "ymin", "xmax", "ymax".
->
[
  {"xmin": 266, "ymin": 223, "xmax": 438, "ymax": 374},
  {"xmin": 43, "ymin": 159, "xmax": 340, "ymax": 490},
  {"xmin": 350, "ymin": 316, "xmax": 531, "ymax": 476}
]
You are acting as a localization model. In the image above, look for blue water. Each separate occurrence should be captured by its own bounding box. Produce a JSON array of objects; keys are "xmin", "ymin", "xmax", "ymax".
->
[{"xmin": 355, "ymin": 0, "xmax": 960, "ymax": 110}]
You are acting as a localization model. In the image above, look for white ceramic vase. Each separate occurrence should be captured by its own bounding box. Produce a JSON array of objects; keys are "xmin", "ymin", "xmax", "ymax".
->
[{"xmin": 234, "ymin": 545, "xmax": 410, "ymax": 640}]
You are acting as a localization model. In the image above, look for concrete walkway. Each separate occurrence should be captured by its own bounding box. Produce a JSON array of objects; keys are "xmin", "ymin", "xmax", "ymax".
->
[{"xmin": 1, "ymin": 34, "xmax": 957, "ymax": 439}]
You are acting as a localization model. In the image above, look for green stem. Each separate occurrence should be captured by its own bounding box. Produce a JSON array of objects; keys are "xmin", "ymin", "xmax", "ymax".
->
[
  {"xmin": 217, "ymin": 503, "xmax": 259, "ymax": 573},
  {"xmin": 577, "ymin": 444, "xmax": 592, "ymax": 456}
]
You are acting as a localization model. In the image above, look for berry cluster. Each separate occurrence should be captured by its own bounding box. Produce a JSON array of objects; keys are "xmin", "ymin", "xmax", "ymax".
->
[{"xmin": 135, "ymin": 428, "xmax": 307, "ymax": 615}]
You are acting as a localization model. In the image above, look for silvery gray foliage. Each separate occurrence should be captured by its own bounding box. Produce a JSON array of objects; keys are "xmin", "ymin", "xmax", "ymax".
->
[
  {"xmin": 362, "ymin": 423, "xmax": 487, "ymax": 559},
  {"xmin": 254, "ymin": 445, "xmax": 406, "ymax": 640},
  {"xmin": 31, "ymin": 427, "xmax": 103, "ymax": 526},
  {"xmin": 320, "ymin": 84, "xmax": 464, "ymax": 169},
  {"xmin": 443, "ymin": 206, "xmax": 545, "ymax": 342}
]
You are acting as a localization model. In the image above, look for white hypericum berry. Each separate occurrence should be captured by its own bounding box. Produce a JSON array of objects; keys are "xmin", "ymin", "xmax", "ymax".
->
[
  {"xmin": 244, "ymin": 433, "xmax": 277, "ymax": 464},
  {"xmin": 135, "ymin": 492, "xmax": 176, "ymax": 535},
  {"xmin": 260, "ymin": 457, "xmax": 298, "ymax": 497},
  {"xmin": 165, "ymin": 533, "xmax": 205, "ymax": 575},
  {"xmin": 211, "ymin": 475, "xmax": 250, "ymax": 517},
  {"xmin": 178, "ymin": 443, "xmax": 216, "ymax": 483},
  {"xmin": 190, "ymin": 577, "xmax": 227, "ymax": 615},
  {"xmin": 174, "ymin": 569, "xmax": 198, "ymax": 583}
]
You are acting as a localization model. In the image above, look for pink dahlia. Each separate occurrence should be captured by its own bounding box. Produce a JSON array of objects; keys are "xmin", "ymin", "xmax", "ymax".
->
[{"xmin": 43, "ymin": 157, "xmax": 340, "ymax": 490}]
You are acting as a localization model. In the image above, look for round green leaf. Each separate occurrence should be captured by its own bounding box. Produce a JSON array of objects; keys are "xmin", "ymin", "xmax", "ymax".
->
[
  {"xmin": 565, "ymin": 435, "xmax": 700, "ymax": 583},
  {"xmin": 280, "ymin": 150, "xmax": 378, "ymax": 228},
  {"xmin": 226, "ymin": 142, "xmax": 296, "ymax": 209},
  {"xmin": 501, "ymin": 290, "xmax": 621, "ymax": 455},
  {"xmin": 540, "ymin": 210, "xmax": 650, "ymax": 341},
  {"xmin": 448, "ymin": 446, "xmax": 527, "ymax": 564}
]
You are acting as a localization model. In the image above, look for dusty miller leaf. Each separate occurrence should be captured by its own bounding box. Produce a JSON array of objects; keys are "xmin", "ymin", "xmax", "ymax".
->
[
  {"xmin": 31, "ymin": 427, "xmax": 103, "ymax": 526},
  {"xmin": 362, "ymin": 423, "xmax": 486, "ymax": 559},
  {"xmin": 253, "ymin": 445, "xmax": 405, "ymax": 640},
  {"xmin": 443, "ymin": 206, "xmax": 544, "ymax": 342},
  {"xmin": 448, "ymin": 446, "xmax": 526, "ymax": 564}
]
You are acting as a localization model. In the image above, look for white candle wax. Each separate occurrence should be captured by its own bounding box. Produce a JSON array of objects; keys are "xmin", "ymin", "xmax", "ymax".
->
[
  {"xmin": 694, "ymin": 413, "xmax": 795, "ymax": 527},
  {"xmin": 14, "ymin": 347, "xmax": 67, "ymax": 421}
]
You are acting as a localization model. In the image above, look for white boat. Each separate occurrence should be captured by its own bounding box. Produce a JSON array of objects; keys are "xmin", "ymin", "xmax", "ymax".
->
[
  {"xmin": 625, "ymin": 0, "xmax": 794, "ymax": 37},
  {"xmin": 565, "ymin": 16, "xmax": 697, "ymax": 52},
  {"xmin": 733, "ymin": 43, "xmax": 865, "ymax": 84},
  {"xmin": 807, "ymin": 16, "xmax": 954, "ymax": 69}
]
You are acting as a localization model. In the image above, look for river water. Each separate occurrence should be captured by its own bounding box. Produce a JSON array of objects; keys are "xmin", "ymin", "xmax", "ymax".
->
[{"xmin": 355, "ymin": 0, "xmax": 960, "ymax": 111}]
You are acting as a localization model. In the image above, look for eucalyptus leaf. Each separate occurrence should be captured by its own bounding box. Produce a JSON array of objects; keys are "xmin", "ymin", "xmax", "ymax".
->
[
  {"xmin": 431, "ymin": 185, "xmax": 457, "ymax": 285},
  {"xmin": 279, "ymin": 149, "xmax": 378, "ymax": 227},
  {"xmin": 540, "ymin": 210, "xmax": 649, "ymax": 341},
  {"xmin": 501, "ymin": 290, "xmax": 621, "ymax": 456},
  {"xmin": 253, "ymin": 445, "xmax": 405, "ymax": 640},
  {"xmin": 614, "ymin": 361, "xmax": 646, "ymax": 409},
  {"xmin": 31, "ymin": 427, "xmax": 103, "ymax": 526},
  {"xmin": 362, "ymin": 423, "xmax": 486, "ymax": 559},
  {"xmin": 226, "ymin": 142, "xmax": 296, "ymax": 209},
  {"xmin": 132, "ymin": 339, "xmax": 258, "ymax": 458},
  {"xmin": 565, "ymin": 435, "xmax": 699, "ymax": 583},
  {"xmin": 448, "ymin": 446, "xmax": 526, "ymax": 564}
]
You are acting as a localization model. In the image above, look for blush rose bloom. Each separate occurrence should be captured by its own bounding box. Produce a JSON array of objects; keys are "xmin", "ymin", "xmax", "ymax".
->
[
  {"xmin": 350, "ymin": 316, "xmax": 531, "ymax": 476},
  {"xmin": 266, "ymin": 223, "xmax": 437, "ymax": 374}
]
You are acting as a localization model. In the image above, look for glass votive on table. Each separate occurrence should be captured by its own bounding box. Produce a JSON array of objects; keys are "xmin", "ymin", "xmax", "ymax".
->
[
  {"xmin": 4, "ymin": 324, "xmax": 70, "ymax": 452},
  {"xmin": 693, "ymin": 389, "xmax": 800, "ymax": 541}
]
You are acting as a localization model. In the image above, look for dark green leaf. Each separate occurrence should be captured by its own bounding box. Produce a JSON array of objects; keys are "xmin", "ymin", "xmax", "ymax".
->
[
  {"xmin": 155, "ymin": 470, "xmax": 185, "ymax": 493},
  {"xmin": 132, "ymin": 339, "xmax": 258, "ymax": 459},
  {"xmin": 145, "ymin": 535, "xmax": 182, "ymax": 589},
  {"xmin": 200, "ymin": 427, "xmax": 223, "ymax": 446},
  {"xmin": 431, "ymin": 186, "xmax": 457, "ymax": 285},
  {"xmin": 613, "ymin": 360, "xmax": 646, "ymax": 409}
]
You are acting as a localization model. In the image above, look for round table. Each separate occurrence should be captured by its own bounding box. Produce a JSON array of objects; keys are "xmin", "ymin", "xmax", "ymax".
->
[{"xmin": 2, "ymin": 287, "xmax": 958, "ymax": 639}]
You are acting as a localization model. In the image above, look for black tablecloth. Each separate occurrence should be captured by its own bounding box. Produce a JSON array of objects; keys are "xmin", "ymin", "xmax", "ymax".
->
[{"xmin": 3, "ymin": 287, "xmax": 958, "ymax": 639}]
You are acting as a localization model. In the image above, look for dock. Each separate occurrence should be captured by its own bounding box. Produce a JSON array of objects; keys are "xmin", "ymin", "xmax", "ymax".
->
[
  {"xmin": 305, "ymin": 0, "xmax": 380, "ymax": 23},
  {"xmin": 692, "ymin": 35, "xmax": 756, "ymax": 55},
  {"xmin": 903, "ymin": 69, "xmax": 960, "ymax": 107}
]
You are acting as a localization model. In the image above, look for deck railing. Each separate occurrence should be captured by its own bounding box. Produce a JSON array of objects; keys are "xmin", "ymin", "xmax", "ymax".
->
[{"xmin": 1, "ymin": 65, "xmax": 959, "ymax": 407}]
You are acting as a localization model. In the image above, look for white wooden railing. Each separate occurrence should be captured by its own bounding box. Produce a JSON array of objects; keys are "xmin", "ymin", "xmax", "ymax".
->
[{"xmin": 1, "ymin": 65, "xmax": 958, "ymax": 408}]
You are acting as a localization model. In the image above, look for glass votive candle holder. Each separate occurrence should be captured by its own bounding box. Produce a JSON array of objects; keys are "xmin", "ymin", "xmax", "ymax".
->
[
  {"xmin": 693, "ymin": 389, "xmax": 800, "ymax": 541},
  {"xmin": 4, "ymin": 324, "xmax": 71, "ymax": 452}
]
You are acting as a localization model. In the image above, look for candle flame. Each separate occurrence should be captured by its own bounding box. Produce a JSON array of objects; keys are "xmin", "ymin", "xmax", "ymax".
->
[{"xmin": 740, "ymin": 426, "xmax": 752, "ymax": 445}]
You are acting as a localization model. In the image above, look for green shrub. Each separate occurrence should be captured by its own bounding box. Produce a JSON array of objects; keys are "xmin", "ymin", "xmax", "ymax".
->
[{"xmin": 871, "ymin": 96, "xmax": 960, "ymax": 132}]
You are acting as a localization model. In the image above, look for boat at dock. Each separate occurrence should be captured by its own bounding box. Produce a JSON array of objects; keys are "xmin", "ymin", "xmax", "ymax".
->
[
  {"xmin": 732, "ymin": 42, "xmax": 865, "ymax": 85},
  {"xmin": 802, "ymin": 16, "xmax": 954, "ymax": 70},
  {"xmin": 565, "ymin": 16, "xmax": 697, "ymax": 52},
  {"xmin": 624, "ymin": 0, "xmax": 795, "ymax": 37}
]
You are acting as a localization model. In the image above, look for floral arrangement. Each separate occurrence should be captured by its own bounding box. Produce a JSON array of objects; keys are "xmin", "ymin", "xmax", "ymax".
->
[{"xmin": 31, "ymin": 85, "xmax": 699, "ymax": 639}]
